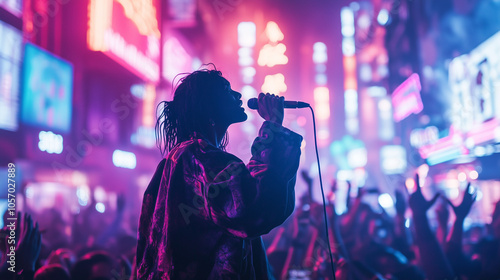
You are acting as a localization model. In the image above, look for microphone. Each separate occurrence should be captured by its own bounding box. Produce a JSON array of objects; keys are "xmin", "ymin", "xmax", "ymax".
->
[{"xmin": 247, "ymin": 98, "xmax": 309, "ymax": 110}]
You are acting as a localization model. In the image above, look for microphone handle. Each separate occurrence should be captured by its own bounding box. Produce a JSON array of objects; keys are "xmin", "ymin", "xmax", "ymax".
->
[
  {"xmin": 284, "ymin": 101, "xmax": 310, "ymax": 109},
  {"xmin": 247, "ymin": 98, "xmax": 309, "ymax": 109}
]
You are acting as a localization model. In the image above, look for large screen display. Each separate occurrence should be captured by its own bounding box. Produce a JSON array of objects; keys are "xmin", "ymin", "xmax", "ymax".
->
[
  {"xmin": 0, "ymin": 20, "xmax": 22, "ymax": 131},
  {"xmin": 449, "ymin": 31, "xmax": 500, "ymax": 133},
  {"xmin": 21, "ymin": 43, "xmax": 73, "ymax": 133}
]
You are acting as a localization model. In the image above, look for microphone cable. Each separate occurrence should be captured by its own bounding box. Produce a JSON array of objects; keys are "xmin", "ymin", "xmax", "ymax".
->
[{"xmin": 308, "ymin": 105, "xmax": 336, "ymax": 280}]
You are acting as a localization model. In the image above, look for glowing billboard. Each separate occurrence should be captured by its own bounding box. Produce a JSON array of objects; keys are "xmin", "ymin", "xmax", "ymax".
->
[
  {"xmin": 21, "ymin": 43, "xmax": 73, "ymax": 133},
  {"xmin": 87, "ymin": 0, "xmax": 160, "ymax": 83}
]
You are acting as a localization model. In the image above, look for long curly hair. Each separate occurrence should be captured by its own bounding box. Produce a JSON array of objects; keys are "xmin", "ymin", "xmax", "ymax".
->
[{"xmin": 155, "ymin": 66, "xmax": 229, "ymax": 156}]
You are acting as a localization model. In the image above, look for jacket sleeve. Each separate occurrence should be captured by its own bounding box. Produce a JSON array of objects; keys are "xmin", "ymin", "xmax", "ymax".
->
[{"xmin": 200, "ymin": 121, "xmax": 302, "ymax": 239}]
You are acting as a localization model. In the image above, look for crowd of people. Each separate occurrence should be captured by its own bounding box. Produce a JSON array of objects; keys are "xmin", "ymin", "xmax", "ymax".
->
[
  {"xmin": 264, "ymin": 172, "xmax": 500, "ymax": 280},
  {"xmin": 0, "ymin": 171, "xmax": 499, "ymax": 280}
]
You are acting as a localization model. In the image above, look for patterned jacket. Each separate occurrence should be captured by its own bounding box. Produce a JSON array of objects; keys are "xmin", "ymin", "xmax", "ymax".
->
[{"xmin": 136, "ymin": 121, "xmax": 302, "ymax": 279}]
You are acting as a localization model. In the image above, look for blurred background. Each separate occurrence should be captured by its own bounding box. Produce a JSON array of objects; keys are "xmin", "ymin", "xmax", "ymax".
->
[{"xmin": 0, "ymin": 0, "xmax": 500, "ymax": 238}]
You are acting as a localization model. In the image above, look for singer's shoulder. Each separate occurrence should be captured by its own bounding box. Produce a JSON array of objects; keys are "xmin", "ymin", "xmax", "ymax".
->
[{"xmin": 185, "ymin": 138, "xmax": 243, "ymax": 161}]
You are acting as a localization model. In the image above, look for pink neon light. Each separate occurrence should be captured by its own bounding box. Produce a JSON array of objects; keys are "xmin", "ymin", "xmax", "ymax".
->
[
  {"xmin": 87, "ymin": 0, "xmax": 160, "ymax": 83},
  {"xmin": 419, "ymin": 126, "xmax": 467, "ymax": 159},
  {"xmin": 419, "ymin": 119, "xmax": 500, "ymax": 160},
  {"xmin": 392, "ymin": 73, "xmax": 423, "ymax": 122},
  {"xmin": 465, "ymin": 118, "xmax": 499, "ymax": 145}
]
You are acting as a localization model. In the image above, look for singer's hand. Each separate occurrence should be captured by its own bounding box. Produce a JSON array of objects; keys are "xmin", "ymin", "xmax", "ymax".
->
[{"xmin": 257, "ymin": 93, "xmax": 284, "ymax": 125}]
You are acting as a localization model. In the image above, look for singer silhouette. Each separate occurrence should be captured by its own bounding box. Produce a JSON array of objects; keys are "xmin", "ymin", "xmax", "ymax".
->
[{"xmin": 136, "ymin": 67, "xmax": 303, "ymax": 280}]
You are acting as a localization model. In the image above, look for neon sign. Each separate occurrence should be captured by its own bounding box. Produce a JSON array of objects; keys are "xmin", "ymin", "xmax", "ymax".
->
[
  {"xmin": 258, "ymin": 21, "xmax": 288, "ymax": 96},
  {"xmin": 261, "ymin": 73, "xmax": 287, "ymax": 95},
  {"xmin": 112, "ymin": 150, "xmax": 137, "ymax": 169},
  {"xmin": 88, "ymin": 0, "xmax": 160, "ymax": 83},
  {"xmin": 410, "ymin": 126, "xmax": 439, "ymax": 148},
  {"xmin": 258, "ymin": 43, "xmax": 288, "ymax": 67},
  {"xmin": 418, "ymin": 126, "xmax": 469, "ymax": 165},
  {"xmin": 257, "ymin": 21, "xmax": 288, "ymax": 68},
  {"xmin": 265, "ymin": 21, "xmax": 284, "ymax": 43},
  {"xmin": 38, "ymin": 131, "xmax": 64, "ymax": 154},
  {"xmin": 116, "ymin": 0, "xmax": 161, "ymax": 37},
  {"xmin": 391, "ymin": 73, "xmax": 423, "ymax": 122},
  {"xmin": 314, "ymin": 87, "xmax": 330, "ymax": 121},
  {"xmin": 465, "ymin": 118, "xmax": 500, "ymax": 147}
]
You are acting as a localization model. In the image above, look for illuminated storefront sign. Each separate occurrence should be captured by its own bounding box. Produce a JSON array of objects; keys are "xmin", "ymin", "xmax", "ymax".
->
[
  {"xmin": 418, "ymin": 30, "xmax": 500, "ymax": 166},
  {"xmin": 449, "ymin": 31, "xmax": 500, "ymax": 136},
  {"xmin": 391, "ymin": 73, "xmax": 423, "ymax": 122},
  {"xmin": 87, "ymin": 0, "xmax": 160, "ymax": 83}
]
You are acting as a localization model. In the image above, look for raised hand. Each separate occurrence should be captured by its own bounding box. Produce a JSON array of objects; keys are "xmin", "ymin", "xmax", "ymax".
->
[
  {"xmin": 409, "ymin": 174, "xmax": 440, "ymax": 215},
  {"xmin": 394, "ymin": 190, "xmax": 407, "ymax": 217},
  {"xmin": 345, "ymin": 181, "xmax": 351, "ymax": 210},
  {"xmin": 16, "ymin": 213, "xmax": 42, "ymax": 272},
  {"xmin": 445, "ymin": 183, "xmax": 477, "ymax": 221}
]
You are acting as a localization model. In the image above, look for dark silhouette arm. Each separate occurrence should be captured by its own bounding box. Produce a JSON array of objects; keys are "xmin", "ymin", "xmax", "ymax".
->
[
  {"xmin": 444, "ymin": 183, "xmax": 479, "ymax": 278},
  {"xmin": 201, "ymin": 121, "xmax": 302, "ymax": 238},
  {"xmin": 409, "ymin": 175, "xmax": 455, "ymax": 280},
  {"xmin": 392, "ymin": 190, "xmax": 414, "ymax": 260}
]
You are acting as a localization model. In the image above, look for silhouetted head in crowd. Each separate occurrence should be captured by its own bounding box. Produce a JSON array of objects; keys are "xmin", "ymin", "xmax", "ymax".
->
[
  {"xmin": 34, "ymin": 264, "xmax": 71, "ymax": 280},
  {"xmin": 71, "ymin": 251, "xmax": 116, "ymax": 280},
  {"xmin": 46, "ymin": 248, "xmax": 76, "ymax": 271},
  {"xmin": 156, "ymin": 65, "xmax": 247, "ymax": 155}
]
